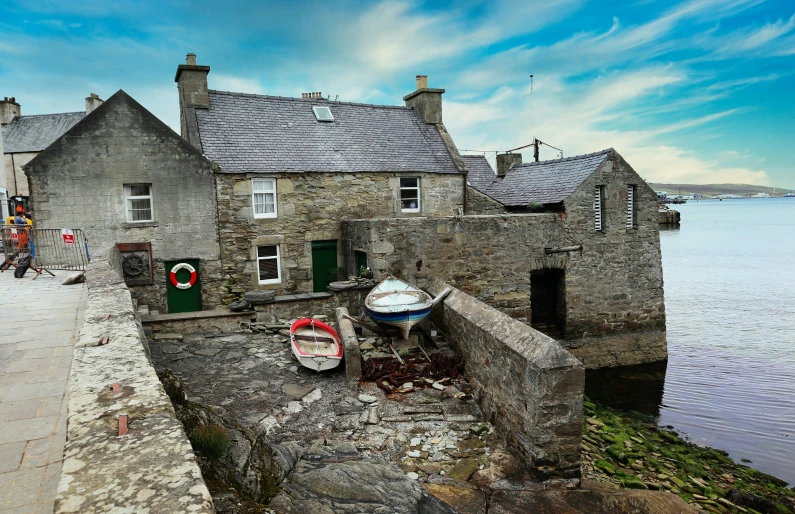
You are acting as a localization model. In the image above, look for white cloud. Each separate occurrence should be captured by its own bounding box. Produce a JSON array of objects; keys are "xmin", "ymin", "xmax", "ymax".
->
[{"xmin": 211, "ymin": 74, "xmax": 265, "ymax": 95}]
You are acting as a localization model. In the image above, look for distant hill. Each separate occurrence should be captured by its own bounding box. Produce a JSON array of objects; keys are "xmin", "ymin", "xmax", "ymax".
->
[{"xmin": 648, "ymin": 183, "xmax": 794, "ymax": 196}]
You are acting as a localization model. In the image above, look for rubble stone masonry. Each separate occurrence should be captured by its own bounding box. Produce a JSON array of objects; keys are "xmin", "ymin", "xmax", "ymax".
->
[
  {"xmin": 343, "ymin": 204, "xmax": 666, "ymax": 368},
  {"xmin": 215, "ymin": 171, "xmax": 464, "ymax": 300}
]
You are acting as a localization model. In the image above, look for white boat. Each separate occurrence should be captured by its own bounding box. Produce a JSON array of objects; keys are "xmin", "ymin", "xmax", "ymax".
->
[
  {"xmin": 365, "ymin": 276, "xmax": 434, "ymax": 339},
  {"xmin": 290, "ymin": 318, "xmax": 343, "ymax": 372}
]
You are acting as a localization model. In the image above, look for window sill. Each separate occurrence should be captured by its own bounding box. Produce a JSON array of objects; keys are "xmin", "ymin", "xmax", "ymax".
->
[
  {"xmin": 253, "ymin": 215, "xmax": 278, "ymax": 220},
  {"xmin": 122, "ymin": 221, "xmax": 158, "ymax": 229}
]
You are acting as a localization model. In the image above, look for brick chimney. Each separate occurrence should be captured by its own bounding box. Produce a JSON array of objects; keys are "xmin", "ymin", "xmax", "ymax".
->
[
  {"xmin": 0, "ymin": 97, "xmax": 21, "ymax": 125},
  {"xmin": 496, "ymin": 152, "xmax": 522, "ymax": 178},
  {"xmin": 175, "ymin": 53, "xmax": 210, "ymax": 149},
  {"xmin": 403, "ymin": 75, "xmax": 444, "ymax": 125},
  {"xmin": 85, "ymin": 93, "xmax": 104, "ymax": 114}
]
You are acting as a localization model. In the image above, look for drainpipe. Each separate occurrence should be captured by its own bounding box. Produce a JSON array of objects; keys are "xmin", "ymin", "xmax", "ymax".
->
[
  {"xmin": 10, "ymin": 153, "xmax": 17, "ymax": 196},
  {"xmin": 462, "ymin": 171, "xmax": 468, "ymax": 215}
]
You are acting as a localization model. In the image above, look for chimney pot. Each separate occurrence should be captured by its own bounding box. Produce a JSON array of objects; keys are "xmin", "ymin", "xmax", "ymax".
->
[
  {"xmin": 416, "ymin": 75, "xmax": 428, "ymax": 89},
  {"xmin": 186, "ymin": 53, "xmax": 197, "ymax": 65}
]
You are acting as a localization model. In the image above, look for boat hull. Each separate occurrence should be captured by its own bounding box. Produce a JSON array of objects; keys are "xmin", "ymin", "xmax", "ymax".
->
[
  {"xmin": 291, "ymin": 352, "xmax": 343, "ymax": 372},
  {"xmin": 289, "ymin": 318, "xmax": 343, "ymax": 372},
  {"xmin": 365, "ymin": 306, "xmax": 431, "ymax": 340}
]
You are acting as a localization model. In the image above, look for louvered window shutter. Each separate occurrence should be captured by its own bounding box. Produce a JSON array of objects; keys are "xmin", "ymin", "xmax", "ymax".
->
[
  {"xmin": 594, "ymin": 187, "xmax": 603, "ymax": 231},
  {"xmin": 626, "ymin": 186, "xmax": 635, "ymax": 228}
]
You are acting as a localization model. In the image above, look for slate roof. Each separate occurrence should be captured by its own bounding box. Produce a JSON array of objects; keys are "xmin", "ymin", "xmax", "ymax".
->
[
  {"xmin": 480, "ymin": 149, "xmax": 612, "ymax": 206},
  {"xmin": 194, "ymin": 91, "xmax": 461, "ymax": 174},
  {"xmin": 463, "ymin": 155, "xmax": 496, "ymax": 191},
  {"xmin": 2, "ymin": 112, "xmax": 86, "ymax": 153}
]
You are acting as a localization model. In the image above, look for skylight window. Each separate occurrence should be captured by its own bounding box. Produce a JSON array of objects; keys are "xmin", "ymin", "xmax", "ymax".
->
[{"xmin": 312, "ymin": 106, "xmax": 334, "ymax": 122}]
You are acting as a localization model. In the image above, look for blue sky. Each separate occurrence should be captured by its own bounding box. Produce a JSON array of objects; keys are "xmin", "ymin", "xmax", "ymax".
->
[{"xmin": 1, "ymin": 0, "xmax": 793, "ymax": 187}]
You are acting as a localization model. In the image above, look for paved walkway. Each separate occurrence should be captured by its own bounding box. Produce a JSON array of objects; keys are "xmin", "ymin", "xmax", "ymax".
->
[{"xmin": 0, "ymin": 269, "xmax": 86, "ymax": 514}]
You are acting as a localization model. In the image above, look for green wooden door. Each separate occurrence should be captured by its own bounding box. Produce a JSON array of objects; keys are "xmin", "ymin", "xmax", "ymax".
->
[
  {"xmin": 355, "ymin": 251, "xmax": 368, "ymax": 275},
  {"xmin": 311, "ymin": 241, "xmax": 338, "ymax": 293},
  {"xmin": 165, "ymin": 259, "xmax": 202, "ymax": 313}
]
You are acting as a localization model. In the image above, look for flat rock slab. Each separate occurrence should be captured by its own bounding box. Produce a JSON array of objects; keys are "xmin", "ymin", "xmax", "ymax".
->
[
  {"xmin": 421, "ymin": 483, "xmax": 486, "ymax": 514},
  {"xmin": 281, "ymin": 383, "xmax": 316, "ymax": 400},
  {"xmin": 153, "ymin": 333, "xmax": 183, "ymax": 341},
  {"xmin": 447, "ymin": 457, "xmax": 479, "ymax": 481},
  {"xmin": 489, "ymin": 489, "xmax": 698, "ymax": 514},
  {"xmin": 270, "ymin": 444, "xmax": 422, "ymax": 514},
  {"xmin": 194, "ymin": 348, "xmax": 223, "ymax": 357}
]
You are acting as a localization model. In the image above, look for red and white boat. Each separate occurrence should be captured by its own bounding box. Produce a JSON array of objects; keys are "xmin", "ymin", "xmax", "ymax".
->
[{"xmin": 289, "ymin": 318, "xmax": 343, "ymax": 372}]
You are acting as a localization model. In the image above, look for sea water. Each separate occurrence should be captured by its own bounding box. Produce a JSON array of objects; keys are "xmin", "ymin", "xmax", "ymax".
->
[{"xmin": 587, "ymin": 197, "xmax": 795, "ymax": 483}]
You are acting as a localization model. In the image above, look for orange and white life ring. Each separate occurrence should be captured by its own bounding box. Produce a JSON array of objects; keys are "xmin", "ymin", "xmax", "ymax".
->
[{"xmin": 169, "ymin": 263, "xmax": 197, "ymax": 290}]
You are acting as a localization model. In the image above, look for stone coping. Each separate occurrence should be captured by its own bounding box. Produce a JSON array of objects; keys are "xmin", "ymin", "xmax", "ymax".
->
[
  {"xmin": 141, "ymin": 308, "xmax": 255, "ymax": 323},
  {"xmin": 273, "ymin": 292, "xmax": 333, "ymax": 302},
  {"xmin": 344, "ymin": 212, "xmax": 555, "ymax": 222},
  {"xmin": 56, "ymin": 251, "xmax": 213, "ymax": 513}
]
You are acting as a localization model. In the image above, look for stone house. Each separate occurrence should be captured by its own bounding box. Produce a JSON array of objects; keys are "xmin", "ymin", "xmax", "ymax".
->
[
  {"xmin": 24, "ymin": 90, "xmax": 223, "ymax": 314},
  {"xmin": 1, "ymin": 94, "xmax": 104, "ymax": 199},
  {"xmin": 345, "ymin": 149, "xmax": 667, "ymax": 368},
  {"xmin": 174, "ymin": 55, "xmax": 467, "ymax": 303}
]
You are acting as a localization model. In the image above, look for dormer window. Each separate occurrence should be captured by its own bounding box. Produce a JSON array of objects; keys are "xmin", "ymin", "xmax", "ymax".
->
[{"xmin": 312, "ymin": 106, "xmax": 334, "ymax": 122}]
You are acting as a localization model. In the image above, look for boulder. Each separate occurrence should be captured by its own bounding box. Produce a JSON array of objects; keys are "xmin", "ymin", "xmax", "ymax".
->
[
  {"xmin": 229, "ymin": 300, "xmax": 251, "ymax": 312},
  {"xmin": 243, "ymin": 290, "xmax": 276, "ymax": 305}
]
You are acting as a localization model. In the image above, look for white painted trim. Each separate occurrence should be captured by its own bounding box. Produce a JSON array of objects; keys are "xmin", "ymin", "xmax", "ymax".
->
[
  {"xmin": 256, "ymin": 244, "xmax": 282, "ymax": 284},
  {"xmin": 252, "ymin": 178, "xmax": 278, "ymax": 219},
  {"xmin": 399, "ymin": 176, "xmax": 421, "ymax": 213}
]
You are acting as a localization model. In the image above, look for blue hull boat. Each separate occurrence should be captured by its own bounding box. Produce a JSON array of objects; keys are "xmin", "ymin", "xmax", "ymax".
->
[{"xmin": 365, "ymin": 276, "xmax": 434, "ymax": 339}]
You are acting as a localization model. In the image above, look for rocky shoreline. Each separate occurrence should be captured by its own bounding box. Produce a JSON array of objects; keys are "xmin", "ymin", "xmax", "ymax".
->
[{"xmin": 582, "ymin": 397, "xmax": 795, "ymax": 513}]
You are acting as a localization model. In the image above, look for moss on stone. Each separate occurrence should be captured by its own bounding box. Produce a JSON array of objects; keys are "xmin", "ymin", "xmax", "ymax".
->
[{"xmin": 582, "ymin": 396, "xmax": 795, "ymax": 513}]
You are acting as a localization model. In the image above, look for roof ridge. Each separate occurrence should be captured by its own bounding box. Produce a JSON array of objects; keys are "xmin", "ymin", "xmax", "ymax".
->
[
  {"xmin": 516, "ymin": 148, "xmax": 612, "ymax": 167},
  {"xmin": 208, "ymin": 89, "xmax": 412, "ymax": 110},
  {"xmin": 12, "ymin": 111, "xmax": 85, "ymax": 119}
]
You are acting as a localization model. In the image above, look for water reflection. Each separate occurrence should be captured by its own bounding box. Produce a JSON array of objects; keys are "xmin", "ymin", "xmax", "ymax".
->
[{"xmin": 585, "ymin": 361, "xmax": 668, "ymax": 417}]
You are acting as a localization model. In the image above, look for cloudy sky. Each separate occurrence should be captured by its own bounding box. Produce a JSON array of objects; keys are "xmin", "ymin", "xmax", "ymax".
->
[{"xmin": 1, "ymin": 0, "xmax": 793, "ymax": 187}]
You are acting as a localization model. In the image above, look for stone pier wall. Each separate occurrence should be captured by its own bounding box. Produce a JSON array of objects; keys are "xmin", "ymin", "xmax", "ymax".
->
[
  {"xmin": 56, "ymin": 247, "xmax": 213, "ymax": 513},
  {"xmin": 422, "ymin": 277, "xmax": 584, "ymax": 479},
  {"xmin": 342, "ymin": 214, "xmax": 667, "ymax": 368}
]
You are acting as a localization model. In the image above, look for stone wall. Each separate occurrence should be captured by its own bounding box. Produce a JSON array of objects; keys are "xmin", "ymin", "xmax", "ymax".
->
[
  {"xmin": 342, "ymin": 213, "xmax": 567, "ymax": 319},
  {"xmin": 423, "ymin": 277, "xmax": 583, "ymax": 479},
  {"xmin": 466, "ymin": 186, "xmax": 507, "ymax": 215},
  {"xmin": 4, "ymin": 151, "xmax": 36, "ymax": 196},
  {"xmin": 216, "ymin": 171, "xmax": 464, "ymax": 299},
  {"xmin": 342, "ymin": 209, "xmax": 667, "ymax": 368},
  {"xmin": 557, "ymin": 151, "xmax": 666, "ymax": 365},
  {"xmin": 253, "ymin": 293, "xmax": 338, "ymax": 323},
  {"xmin": 25, "ymin": 91, "xmax": 224, "ymax": 312},
  {"xmin": 56, "ymin": 248, "xmax": 212, "ymax": 513}
]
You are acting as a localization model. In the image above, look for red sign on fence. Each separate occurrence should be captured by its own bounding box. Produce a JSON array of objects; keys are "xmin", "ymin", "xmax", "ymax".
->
[
  {"xmin": 10, "ymin": 229, "xmax": 18, "ymax": 242},
  {"xmin": 61, "ymin": 229, "xmax": 75, "ymax": 245}
]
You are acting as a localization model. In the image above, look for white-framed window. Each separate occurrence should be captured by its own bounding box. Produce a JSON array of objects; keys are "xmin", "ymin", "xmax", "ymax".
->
[
  {"xmin": 257, "ymin": 245, "xmax": 281, "ymax": 284},
  {"xmin": 399, "ymin": 177, "xmax": 420, "ymax": 213},
  {"xmin": 124, "ymin": 184, "xmax": 153, "ymax": 222},
  {"xmin": 626, "ymin": 185, "xmax": 637, "ymax": 229},
  {"xmin": 594, "ymin": 185, "xmax": 605, "ymax": 231},
  {"xmin": 252, "ymin": 178, "xmax": 277, "ymax": 218}
]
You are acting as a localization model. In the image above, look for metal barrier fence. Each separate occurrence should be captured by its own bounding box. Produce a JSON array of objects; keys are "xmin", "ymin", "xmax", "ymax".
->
[{"xmin": 1, "ymin": 226, "xmax": 90, "ymax": 276}]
